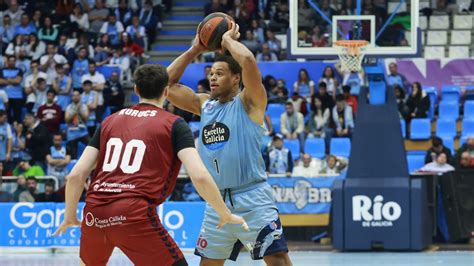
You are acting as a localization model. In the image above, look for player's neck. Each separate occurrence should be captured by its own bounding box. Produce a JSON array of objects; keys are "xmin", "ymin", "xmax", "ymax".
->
[
  {"xmin": 218, "ymin": 88, "xmax": 239, "ymax": 103},
  {"xmin": 139, "ymin": 98, "xmax": 164, "ymax": 108}
]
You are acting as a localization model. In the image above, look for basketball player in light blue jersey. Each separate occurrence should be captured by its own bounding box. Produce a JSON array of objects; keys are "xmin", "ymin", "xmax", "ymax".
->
[{"xmin": 167, "ymin": 23, "xmax": 292, "ymax": 265}]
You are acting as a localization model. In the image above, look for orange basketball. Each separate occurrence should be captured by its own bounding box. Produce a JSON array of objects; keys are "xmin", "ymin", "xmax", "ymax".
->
[{"xmin": 198, "ymin": 12, "xmax": 233, "ymax": 50}]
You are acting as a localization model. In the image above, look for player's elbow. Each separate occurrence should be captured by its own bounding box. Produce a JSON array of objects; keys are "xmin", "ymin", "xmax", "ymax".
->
[
  {"xmin": 243, "ymin": 54, "xmax": 257, "ymax": 66},
  {"xmin": 189, "ymin": 170, "xmax": 211, "ymax": 186}
]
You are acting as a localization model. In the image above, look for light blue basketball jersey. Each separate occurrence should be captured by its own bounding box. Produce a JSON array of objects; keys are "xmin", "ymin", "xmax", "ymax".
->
[{"xmin": 198, "ymin": 95, "xmax": 267, "ymax": 189}]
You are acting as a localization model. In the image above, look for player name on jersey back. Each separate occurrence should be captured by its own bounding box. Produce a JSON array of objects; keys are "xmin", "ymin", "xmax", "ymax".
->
[{"xmin": 118, "ymin": 108, "xmax": 158, "ymax": 118}]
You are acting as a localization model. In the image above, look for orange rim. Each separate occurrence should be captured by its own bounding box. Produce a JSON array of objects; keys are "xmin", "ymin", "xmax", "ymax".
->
[{"xmin": 334, "ymin": 40, "xmax": 369, "ymax": 56}]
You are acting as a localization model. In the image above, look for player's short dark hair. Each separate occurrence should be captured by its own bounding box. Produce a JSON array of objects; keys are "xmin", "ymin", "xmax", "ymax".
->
[
  {"xmin": 432, "ymin": 136, "xmax": 443, "ymax": 146},
  {"xmin": 88, "ymin": 60, "xmax": 96, "ymax": 66},
  {"xmin": 214, "ymin": 54, "xmax": 242, "ymax": 76},
  {"xmin": 318, "ymin": 81, "xmax": 327, "ymax": 88},
  {"xmin": 133, "ymin": 64, "xmax": 169, "ymax": 99},
  {"xmin": 27, "ymin": 176, "xmax": 37, "ymax": 182},
  {"xmin": 342, "ymin": 85, "xmax": 351, "ymax": 93},
  {"xmin": 44, "ymin": 180, "xmax": 55, "ymax": 188},
  {"xmin": 7, "ymin": 55, "xmax": 16, "ymax": 60},
  {"xmin": 285, "ymin": 102, "xmax": 293, "ymax": 107},
  {"xmin": 47, "ymin": 89, "xmax": 56, "ymax": 95}
]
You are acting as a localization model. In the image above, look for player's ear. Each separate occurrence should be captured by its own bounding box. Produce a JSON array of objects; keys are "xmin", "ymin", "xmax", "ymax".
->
[
  {"xmin": 133, "ymin": 85, "xmax": 140, "ymax": 97},
  {"xmin": 163, "ymin": 86, "xmax": 169, "ymax": 97}
]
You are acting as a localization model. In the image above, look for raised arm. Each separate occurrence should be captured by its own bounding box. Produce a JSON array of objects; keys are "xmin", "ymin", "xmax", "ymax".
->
[
  {"xmin": 221, "ymin": 23, "xmax": 267, "ymax": 125},
  {"xmin": 167, "ymin": 37, "xmax": 210, "ymax": 116}
]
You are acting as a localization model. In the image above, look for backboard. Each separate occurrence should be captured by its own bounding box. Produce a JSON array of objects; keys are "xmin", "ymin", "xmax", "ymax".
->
[{"xmin": 289, "ymin": 0, "xmax": 421, "ymax": 59}]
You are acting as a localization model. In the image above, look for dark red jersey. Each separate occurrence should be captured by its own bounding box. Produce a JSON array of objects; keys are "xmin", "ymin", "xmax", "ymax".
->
[{"xmin": 85, "ymin": 103, "xmax": 194, "ymax": 206}]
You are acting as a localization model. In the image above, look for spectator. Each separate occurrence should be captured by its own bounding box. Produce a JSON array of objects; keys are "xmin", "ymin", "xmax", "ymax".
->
[
  {"xmin": 406, "ymin": 82, "xmax": 430, "ymax": 120},
  {"xmin": 0, "ymin": 163, "xmax": 12, "ymax": 202},
  {"xmin": 24, "ymin": 112, "xmax": 51, "ymax": 169},
  {"xmin": 80, "ymin": 80, "xmax": 99, "ymax": 135},
  {"xmin": 138, "ymin": 0, "xmax": 159, "ymax": 47},
  {"xmin": 241, "ymin": 30, "xmax": 260, "ymax": 54},
  {"xmin": 197, "ymin": 65, "xmax": 211, "ymax": 93},
  {"xmin": 94, "ymin": 34, "xmax": 113, "ymax": 65},
  {"xmin": 0, "ymin": 110, "xmax": 12, "ymax": 164},
  {"xmin": 37, "ymin": 89, "xmax": 62, "ymax": 134},
  {"xmin": 103, "ymin": 72, "xmax": 125, "ymax": 113},
  {"xmin": 332, "ymin": 94, "xmax": 354, "ymax": 138},
  {"xmin": 12, "ymin": 175, "xmax": 26, "ymax": 202},
  {"xmin": 55, "ymin": 0, "xmax": 75, "ymax": 24},
  {"xmin": 40, "ymin": 44, "xmax": 68, "ymax": 85},
  {"xmin": 425, "ymin": 137, "xmax": 453, "ymax": 164},
  {"xmin": 65, "ymin": 90, "xmax": 89, "ymax": 157},
  {"xmin": 35, "ymin": 180, "xmax": 58, "ymax": 202},
  {"xmin": 4, "ymin": 1, "xmax": 23, "ymax": 26},
  {"xmin": 32, "ymin": 9, "xmax": 43, "ymax": 29},
  {"xmin": 306, "ymin": 97, "xmax": 330, "ymax": 138},
  {"xmin": 264, "ymin": 134, "xmax": 293, "ymax": 176},
  {"xmin": 25, "ymin": 60, "xmax": 46, "ymax": 100},
  {"xmin": 71, "ymin": 47, "xmax": 89, "ymax": 90},
  {"xmin": 52, "ymin": 64, "xmax": 72, "ymax": 110},
  {"xmin": 394, "ymin": 85, "xmax": 409, "ymax": 119},
  {"xmin": 46, "ymin": 134, "xmax": 71, "ymax": 187},
  {"xmin": 457, "ymin": 152, "xmax": 474, "ymax": 169},
  {"xmin": 256, "ymin": 43, "xmax": 278, "ymax": 62},
  {"xmin": 205, "ymin": 0, "xmax": 227, "ymax": 16},
  {"xmin": 454, "ymin": 137, "xmax": 474, "ymax": 166},
  {"xmin": 14, "ymin": 158, "xmax": 45, "ymax": 176},
  {"xmin": 126, "ymin": 15, "xmax": 146, "ymax": 48},
  {"xmin": 38, "ymin": 16, "xmax": 58, "ymax": 44},
  {"xmin": 311, "ymin": 25, "xmax": 329, "ymax": 47},
  {"xmin": 419, "ymin": 153, "xmax": 455, "ymax": 173},
  {"xmin": 9, "ymin": 122, "xmax": 25, "ymax": 171},
  {"xmin": 18, "ymin": 176, "xmax": 39, "ymax": 202},
  {"xmin": 81, "ymin": 61, "xmax": 105, "ymax": 121},
  {"xmin": 16, "ymin": 47, "xmax": 31, "ymax": 75},
  {"xmin": 320, "ymin": 155, "xmax": 347, "ymax": 175},
  {"xmin": 76, "ymin": 32, "xmax": 95, "ymax": 59},
  {"xmin": 387, "ymin": 62, "xmax": 410, "ymax": 93},
  {"xmin": 336, "ymin": 62, "xmax": 366, "ymax": 92},
  {"xmin": 26, "ymin": 33, "xmax": 46, "ymax": 61},
  {"xmin": 88, "ymin": 0, "xmax": 109, "ymax": 33},
  {"xmin": 100, "ymin": 13, "xmax": 124, "ymax": 46},
  {"xmin": 14, "ymin": 14, "xmax": 37, "ymax": 37},
  {"xmin": 114, "ymin": 0, "xmax": 133, "ymax": 26},
  {"xmin": 319, "ymin": 66, "xmax": 339, "ymax": 99},
  {"xmin": 313, "ymin": 81, "xmax": 335, "ymax": 112},
  {"xmin": 109, "ymin": 45, "xmax": 131, "ymax": 80},
  {"xmin": 298, "ymin": 0, "xmax": 316, "ymax": 30},
  {"xmin": 70, "ymin": 3, "xmax": 90, "ymax": 34},
  {"xmin": 121, "ymin": 31, "xmax": 144, "ymax": 58},
  {"xmin": 317, "ymin": 0, "xmax": 336, "ymax": 26},
  {"xmin": 0, "ymin": 15, "xmax": 15, "ymax": 48},
  {"xmin": 5, "ymin": 34, "xmax": 26, "ymax": 57},
  {"xmin": 342, "ymin": 85, "xmax": 358, "ymax": 115},
  {"xmin": 249, "ymin": 19, "xmax": 265, "ymax": 44},
  {"xmin": 292, "ymin": 154, "xmax": 320, "ymax": 178},
  {"xmin": 281, "ymin": 102, "xmax": 305, "ymax": 152},
  {"xmin": 293, "ymin": 68, "xmax": 315, "ymax": 99},
  {"xmin": 0, "ymin": 55, "xmax": 23, "ymax": 123},
  {"xmin": 270, "ymin": 2, "xmax": 289, "ymax": 31},
  {"xmin": 265, "ymin": 30, "xmax": 282, "ymax": 56}
]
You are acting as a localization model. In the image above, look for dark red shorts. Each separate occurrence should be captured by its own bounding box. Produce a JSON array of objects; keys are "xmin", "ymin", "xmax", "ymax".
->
[{"xmin": 80, "ymin": 198, "xmax": 187, "ymax": 266}]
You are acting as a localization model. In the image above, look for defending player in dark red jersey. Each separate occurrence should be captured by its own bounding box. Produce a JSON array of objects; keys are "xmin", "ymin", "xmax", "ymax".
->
[{"xmin": 54, "ymin": 64, "xmax": 248, "ymax": 266}]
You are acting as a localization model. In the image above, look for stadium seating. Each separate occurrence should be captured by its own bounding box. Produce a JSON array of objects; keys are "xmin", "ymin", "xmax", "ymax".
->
[
  {"xmin": 436, "ymin": 119, "xmax": 457, "ymax": 139},
  {"xmin": 438, "ymin": 101, "xmax": 459, "ymax": 120},
  {"xmin": 272, "ymin": 118, "xmax": 281, "ymax": 134},
  {"xmin": 368, "ymin": 81, "xmax": 386, "ymax": 105},
  {"xmin": 283, "ymin": 139, "xmax": 301, "ymax": 161},
  {"xmin": 400, "ymin": 119, "xmax": 406, "ymax": 138},
  {"xmin": 407, "ymin": 154, "xmax": 425, "ymax": 173},
  {"xmin": 66, "ymin": 160, "xmax": 77, "ymax": 174},
  {"xmin": 266, "ymin": 104, "xmax": 285, "ymax": 121},
  {"xmin": 461, "ymin": 119, "xmax": 474, "ymax": 137},
  {"xmin": 96, "ymin": 65, "xmax": 121, "ymax": 80},
  {"xmin": 410, "ymin": 119, "xmax": 431, "ymax": 140},
  {"xmin": 78, "ymin": 142, "xmax": 87, "ymax": 158},
  {"xmin": 304, "ymin": 138, "xmax": 325, "ymax": 159},
  {"xmin": 330, "ymin": 138, "xmax": 351, "ymax": 158},
  {"xmin": 441, "ymin": 85, "xmax": 461, "ymax": 103},
  {"xmin": 464, "ymin": 101, "xmax": 474, "ymax": 119}
]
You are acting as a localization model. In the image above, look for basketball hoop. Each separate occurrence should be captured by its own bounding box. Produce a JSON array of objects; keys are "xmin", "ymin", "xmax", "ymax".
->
[{"xmin": 334, "ymin": 40, "xmax": 369, "ymax": 72}]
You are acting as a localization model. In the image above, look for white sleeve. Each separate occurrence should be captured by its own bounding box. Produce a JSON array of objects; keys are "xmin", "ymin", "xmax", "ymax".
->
[
  {"xmin": 117, "ymin": 22, "xmax": 124, "ymax": 32},
  {"xmin": 97, "ymin": 74, "xmax": 106, "ymax": 84},
  {"xmin": 309, "ymin": 80, "xmax": 315, "ymax": 87},
  {"xmin": 139, "ymin": 26, "xmax": 145, "ymax": 36},
  {"xmin": 99, "ymin": 23, "xmax": 107, "ymax": 34},
  {"xmin": 40, "ymin": 55, "xmax": 48, "ymax": 65}
]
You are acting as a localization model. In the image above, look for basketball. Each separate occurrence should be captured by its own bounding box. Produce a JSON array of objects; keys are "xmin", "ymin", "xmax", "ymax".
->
[{"xmin": 198, "ymin": 12, "xmax": 233, "ymax": 50}]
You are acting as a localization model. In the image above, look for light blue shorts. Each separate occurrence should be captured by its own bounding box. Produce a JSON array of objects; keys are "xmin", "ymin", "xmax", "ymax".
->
[{"xmin": 194, "ymin": 182, "xmax": 288, "ymax": 261}]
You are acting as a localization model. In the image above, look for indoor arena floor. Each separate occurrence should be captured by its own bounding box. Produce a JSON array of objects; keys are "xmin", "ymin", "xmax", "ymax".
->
[{"xmin": 1, "ymin": 249, "xmax": 474, "ymax": 266}]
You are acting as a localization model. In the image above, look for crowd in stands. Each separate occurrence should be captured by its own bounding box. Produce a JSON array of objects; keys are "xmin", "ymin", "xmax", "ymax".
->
[{"xmin": 0, "ymin": 0, "xmax": 163, "ymax": 202}]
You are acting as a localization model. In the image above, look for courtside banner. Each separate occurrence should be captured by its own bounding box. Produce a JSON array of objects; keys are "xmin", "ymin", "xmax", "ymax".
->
[
  {"xmin": 0, "ymin": 202, "xmax": 205, "ymax": 248},
  {"xmin": 268, "ymin": 176, "xmax": 341, "ymax": 214}
]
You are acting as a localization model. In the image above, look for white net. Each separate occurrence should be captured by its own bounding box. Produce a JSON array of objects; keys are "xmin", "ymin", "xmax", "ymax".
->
[{"xmin": 335, "ymin": 42, "xmax": 368, "ymax": 72}]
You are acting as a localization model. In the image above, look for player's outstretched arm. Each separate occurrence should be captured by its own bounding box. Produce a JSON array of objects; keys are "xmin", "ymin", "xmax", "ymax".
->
[
  {"xmin": 54, "ymin": 147, "xmax": 99, "ymax": 236},
  {"xmin": 178, "ymin": 147, "xmax": 249, "ymax": 230},
  {"xmin": 221, "ymin": 23, "xmax": 267, "ymax": 125},
  {"xmin": 167, "ymin": 35, "xmax": 210, "ymax": 116}
]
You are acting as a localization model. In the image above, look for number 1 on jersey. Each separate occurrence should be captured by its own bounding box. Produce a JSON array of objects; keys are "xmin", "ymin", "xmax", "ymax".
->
[{"xmin": 213, "ymin": 159, "xmax": 220, "ymax": 174}]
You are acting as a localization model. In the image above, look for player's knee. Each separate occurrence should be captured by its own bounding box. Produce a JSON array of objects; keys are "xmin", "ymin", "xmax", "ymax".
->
[{"xmin": 263, "ymin": 251, "xmax": 292, "ymax": 266}]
